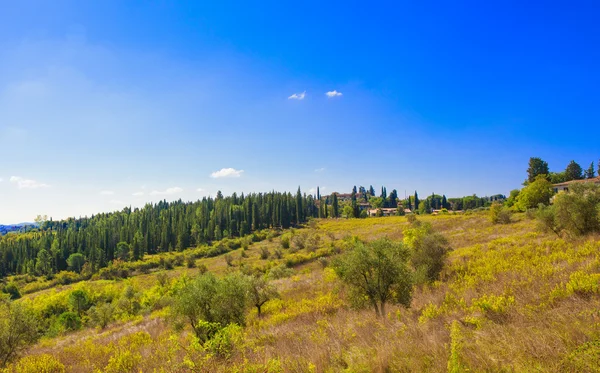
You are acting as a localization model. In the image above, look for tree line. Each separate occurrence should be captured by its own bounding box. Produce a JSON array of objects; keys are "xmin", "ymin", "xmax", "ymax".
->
[
  {"xmin": 0, "ymin": 189, "xmax": 319, "ymax": 278},
  {"xmin": 526, "ymin": 157, "xmax": 598, "ymax": 184}
]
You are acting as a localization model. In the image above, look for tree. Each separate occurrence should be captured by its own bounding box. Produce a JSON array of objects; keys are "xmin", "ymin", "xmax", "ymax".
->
[
  {"xmin": 172, "ymin": 272, "xmax": 249, "ymax": 342},
  {"xmin": 342, "ymin": 205, "xmax": 354, "ymax": 219},
  {"xmin": 538, "ymin": 183, "xmax": 600, "ymax": 236},
  {"xmin": 116, "ymin": 242, "xmax": 130, "ymax": 261},
  {"xmin": 368, "ymin": 185, "xmax": 375, "ymax": 196},
  {"xmin": 69, "ymin": 289, "xmax": 90, "ymax": 316},
  {"xmin": 331, "ymin": 193, "xmax": 339, "ymax": 218},
  {"xmin": 403, "ymin": 223, "xmax": 450, "ymax": 283},
  {"xmin": 351, "ymin": 186, "xmax": 359, "ymax": 218},
  {"xmin": 526, "ymin": 157, "xmax": 549, "ymax": 183},
  {"xmin": 247, "ymin": 275, "xmax": 279, "ymax": 317},
  {"xmin": 88, "ymin": 303, "xmax": 115, "ymax": 329},
  {"xmin": 333, "ymin": 238, "xmax": 413, "ymax": 317},
  {"xmin": 0, "ymin": 298, "xmax": 40, "ymax": 367},
  {"xmin": 35, "ymin": 249, "xmax": 52, "ymax": 277},
  {"xmin": 585, "ymin": 162, "xmax": 596, "ymax": 179},
  {"xmin": 414, "ymin": 191, "xmax": 420, "ymax": 210},
  {"xmin": 66, "ymin": 253, "xmax": 85, "ymax": 273},
  {"xmin": 565, "ymin": 160, "xmax": 584, "ymax": 181},
  {"xmin": 515, "ymin": 175, "xmax": 554, "ymax": 211},
  {"xmin": 132, "ymin": 232, "xmax": 144, "ymax": 261}
]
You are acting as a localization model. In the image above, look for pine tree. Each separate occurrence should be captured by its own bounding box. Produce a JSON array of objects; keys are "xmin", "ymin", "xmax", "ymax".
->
[
  {"xmin": 585, "ymin": 162, "xmax": 596, "ymax": 179},
  {"xmin": 414, "ymin": 191, "xmax": 420, "ymax": 210}
]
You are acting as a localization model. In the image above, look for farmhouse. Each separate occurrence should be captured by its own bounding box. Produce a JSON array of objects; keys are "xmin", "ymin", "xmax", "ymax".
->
[{"xmin": 552, "ymin": 176, "xmax": 600, "ymax": 193}]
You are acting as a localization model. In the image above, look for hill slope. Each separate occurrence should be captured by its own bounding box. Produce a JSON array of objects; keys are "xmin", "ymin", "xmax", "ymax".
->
[{"xmin": 4, "ymin": 213, "xmax": 600, "ymax": 372}]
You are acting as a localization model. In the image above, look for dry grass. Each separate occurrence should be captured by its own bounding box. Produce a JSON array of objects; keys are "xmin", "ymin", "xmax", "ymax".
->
[{"xmin": 8, "ymin": 212, "xmax": 600, "ymax": 372}]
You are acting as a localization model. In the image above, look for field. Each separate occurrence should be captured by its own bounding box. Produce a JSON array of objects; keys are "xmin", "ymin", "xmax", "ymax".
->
[{"xmin": 4, "ymin": 212, "xmax": 600, "ymax": 372}]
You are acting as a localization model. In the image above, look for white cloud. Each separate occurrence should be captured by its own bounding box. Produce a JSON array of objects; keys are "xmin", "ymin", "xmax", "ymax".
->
[
  {"xmin": 132, "ymin": 191, "xmax": 144, "ymax": 196},
  {"xmin": 150, "ymin": 187, "xmax": 183, "ymax": 196},
  {"xmin": 109, "ymin": 199, "xmax": 124, "ymax": 205},
  {"xmin": 288, "ymin": 91, "xmax": 306, "ymax": 100},
  {"xmin": 9, "ymin": 176, "xmax": 50, "ymax": 189},
  {"xmin": 99, "ymin": 190, "xmax": 114, "ymax": 195},
  {"xmin": 196, "ymin": 188, "xmax": 205, "ymax": 192},
  {"xmin": 315, "ymin": 167, "xmax": 326, "ymax": 173},
  {"xmin": 210, "ymin": 168, "xmax": 244, "ymax": 178},
  {"xmin": 0, "ymin": 178, "xmax": 3, "ymax": 182},
  {"xmin": 326, "ymin": 90, "xmax": 343, "ymax": 98}
]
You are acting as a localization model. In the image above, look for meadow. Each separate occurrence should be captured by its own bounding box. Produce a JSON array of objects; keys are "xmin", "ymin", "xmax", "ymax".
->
[{"xmin": 2, "ymin": 212, "xmax": 600, "ymax": 372}]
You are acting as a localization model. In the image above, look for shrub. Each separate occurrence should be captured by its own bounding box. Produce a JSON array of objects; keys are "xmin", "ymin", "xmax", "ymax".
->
[
  {"xmin": 198, "ymin": 264, "xmax": 208, "ymax": 275},
  {"xmin": 489, "ymin": 203, "xmax": 512, "ymax": 224},
  {"xmin": 260, "ymin": 248, "xmax": 270, "ymax": 260},
  {"xmin": 88, "ymin": 303, "xmax": 115, "ymax": 329},
  {"xmin": 0, "ymin": 300, "xmax": 40, "ymax": 367},
  {"xmin": 225, "ymin": 254, "xmax": 234, "ymax": 267},
  {"xmin": 204, "ymin": 324, "xmax": 244, "ymax": 358},
  {"xmin": 281, "ymin": 234, "xmax": 290, "ymax": 249},
  {"xmin": 2, "ymin": 283, "xmax": 20, "ymax": 300},
  {"xmin": 10, "ymin": 354, "xmax": 65, "ymax": 373},
  {"xmin": 186, "ymin": 256, "xmax": 196, "ymax": 268},
  {"xmin": 57, "ymin": 311, "xmax": 81, "ymax": 331},
  {"xmin": 404, "ymin": 223, "xmax": 450, "ymax": 283}
]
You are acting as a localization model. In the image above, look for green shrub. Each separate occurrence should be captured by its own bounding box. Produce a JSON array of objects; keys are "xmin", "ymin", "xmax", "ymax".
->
[
  {"xmin": 489, "ymin": 203, "xmax": 512, "ymax": 224},
  {"xmin": 57, "ymin": 312, "xmax": 81, "ymax": 331}
]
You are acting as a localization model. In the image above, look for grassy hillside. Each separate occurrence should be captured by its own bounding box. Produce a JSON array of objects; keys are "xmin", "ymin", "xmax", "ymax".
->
[{"xmin": 3, "ymin": 212, "xmax": 600, "ymax": 372}]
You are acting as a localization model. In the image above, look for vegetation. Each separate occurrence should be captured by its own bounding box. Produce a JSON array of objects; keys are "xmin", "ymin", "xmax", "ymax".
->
[{"xmin": 1, "ymin": 158, "xmax": 600, "ymax": 371}]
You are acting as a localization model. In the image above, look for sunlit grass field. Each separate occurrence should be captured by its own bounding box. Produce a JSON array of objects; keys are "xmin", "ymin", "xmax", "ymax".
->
[{"xmin": 4, "ymin": 212, "xmax": 600, "ymax": 372}]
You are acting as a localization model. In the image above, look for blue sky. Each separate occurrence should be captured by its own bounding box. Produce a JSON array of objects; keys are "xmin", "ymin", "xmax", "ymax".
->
[{"xmin": 1, "ymin": 1, "xmax": 599, "ymax": 223}]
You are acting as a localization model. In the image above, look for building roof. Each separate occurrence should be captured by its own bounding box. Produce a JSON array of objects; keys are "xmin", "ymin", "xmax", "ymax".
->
[{"xmin": 553, "ymin": 176, "xmax": 600, "ymax": 187}]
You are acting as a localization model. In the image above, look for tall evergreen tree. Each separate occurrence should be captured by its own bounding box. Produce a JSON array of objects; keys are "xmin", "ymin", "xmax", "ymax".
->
[
  {"xmin": 565, "ymin": 160, "xmax": 584, "ymax": 181},
  {"xmin": 414, "ymin": 191, "xmax": 420, "ymax": 210},
  {"xmin": 332, "ymin": 193, "xmax": 339, "ymax": 218},
  {"xmin": 585, "ymin": 162, "xmax": 596, "ymax": 179},
  {"xmin": 527, "ymin": 157, "xmax": 550, "ymax": 183},
  {"xmin": 351, "ymin": 186, "xmax": 359, "ymax": 218}
]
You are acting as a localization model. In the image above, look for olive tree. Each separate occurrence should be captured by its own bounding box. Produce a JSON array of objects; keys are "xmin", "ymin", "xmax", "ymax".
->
[
  {"xmin": 0, "ymin": 298, "xmax": 40, "ymax": 367},
  {"xmin": 247, "ymin": 275, "xmax": 279, "ymax": 317},
  {"xmin": 333, "ymin": 238, "xmax": 413, "ymax": 317},
  {"xmin": 172, "ymin": 272, "xmax": 249, "ymax": 342}
]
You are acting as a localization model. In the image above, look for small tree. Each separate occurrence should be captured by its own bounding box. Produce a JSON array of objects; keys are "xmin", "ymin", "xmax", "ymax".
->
[
  {"xmin": 247, "ymin": 275, "xmax": 279, "ymax": 317},
  {"xmin": 66, "ymin": 253, "xmax": 86, "ymax": 273},
  {"xmin": 515, "ymin": 175, "xmax": 554, "ymax": 211},
  {"xmin": 489, "ymin": 203, "xmax": 512, "ymax": 224},
  {"xmin": 333, "ymin": 238, "xmax": 413, "ymax": 317},
  {"xmin": 539, "ymin": 183, "xmax": 600, "ymax": 236},
  {"xmin": 172, "ymin": 272, "xmax": 249, "ymax": 342},
  {"xmin": 88, "ymin": 303, "xmax": 115, "ymax": 329},
  {"xmin": 69, "ymin": 289, "xmax": 90, "ymax": 316},
  {"xmin": 404, "ymin": 223, "xmax": 451, "ymax": 283},
  {"xmin": 0, "ymin": 298, "xmax": 40, "ymax": 367},
  {"xmin": 116, "ymin": 242, "xmax": 131, "ymax": 261}
]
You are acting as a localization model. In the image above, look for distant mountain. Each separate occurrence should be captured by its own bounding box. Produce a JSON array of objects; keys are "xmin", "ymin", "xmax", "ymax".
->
[{"xmin": 0, "ymin": 222, "xmax": 38, "ymax": 235}]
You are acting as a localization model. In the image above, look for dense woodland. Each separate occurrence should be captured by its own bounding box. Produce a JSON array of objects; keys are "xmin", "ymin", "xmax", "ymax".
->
[{"xmin": 0, "ymin": 184, "xmax": 506, "ymax": 279}]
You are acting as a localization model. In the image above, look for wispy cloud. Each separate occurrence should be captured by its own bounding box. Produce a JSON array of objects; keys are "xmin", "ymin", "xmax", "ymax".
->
[
  {"xmin": 110, "ymin": 199, "xmax": 124, "ymax": 205},
  {"xmin": 197, "ymin": 188, "xmax": 205, "ymax": 192},
  {"xmin": 132, "ymin": 191, "xmax": 144, "ymax": 196},
  {"xmin": 9, "ymin": 176, "xmax": 50, "ymax": 189},
  {"xmin": 210, "ymin": 168, "xmax": 244, "ymax": 178},
  {"xmin": 315, "ymin": 167, "xmax": 326, "ymax": 173},
  {"xmin": 149, "ymin": 187, "xmax": 183, "ymax": 196},
  {"xmin": 326, "ymin": 90, "xmax": 343, "ymax": 98},
  {"xmin": 99, "ymin": 190, "xmax": 114, "ymax": 195},
  {"xmin": 288, "ymin": 91, "xmax": 306, "ymax": 100}
]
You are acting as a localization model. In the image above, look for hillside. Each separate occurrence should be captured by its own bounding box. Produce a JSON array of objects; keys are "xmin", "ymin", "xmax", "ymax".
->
[{"xmin": 1, "ymin": 212, "xmax": 599, "ymax": 372}]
